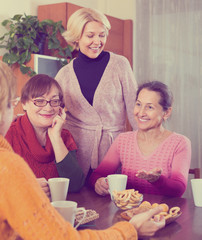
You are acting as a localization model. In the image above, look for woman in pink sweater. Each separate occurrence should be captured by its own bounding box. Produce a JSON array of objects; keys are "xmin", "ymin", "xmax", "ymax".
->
[{"xmin": 89, "ymin": 81, "xmax": 191, "ymax": 197}]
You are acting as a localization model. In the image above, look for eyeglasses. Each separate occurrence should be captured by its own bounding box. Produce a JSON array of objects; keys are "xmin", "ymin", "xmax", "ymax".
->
[
  {"xmin": 10, "ymin": 97, "xmax": 20, "ymax": 108},
  {"xmin": 32, "ymin": 99, "xmax": 62, "ymax": 107}
]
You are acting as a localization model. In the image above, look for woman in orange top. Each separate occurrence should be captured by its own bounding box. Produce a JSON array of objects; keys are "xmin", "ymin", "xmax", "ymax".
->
[{"xmin": 0, "ymin": 60, "xmax": 165, "ymax": 240}]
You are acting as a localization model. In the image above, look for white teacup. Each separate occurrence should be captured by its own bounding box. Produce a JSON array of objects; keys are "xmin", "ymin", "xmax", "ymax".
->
[
  {"xmin": 48, "ymin": 177, "xmax": 69, "ymax": 202},
  {"xmin": 51, "ymin": 200, "xmax": 86, "ymax": 228},
  {"xmin": 107, "ymin": 174, "xmax": 128, "ymax": 199},
  {"xmin": 191, "ymin": 179, "xmax": 202, "ymax": 207}
]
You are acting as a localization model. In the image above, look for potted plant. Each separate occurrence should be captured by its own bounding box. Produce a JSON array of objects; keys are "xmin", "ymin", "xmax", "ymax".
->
[{"xmin": 0, "ymin": 14, "xmax": 73, "ymax": 76}]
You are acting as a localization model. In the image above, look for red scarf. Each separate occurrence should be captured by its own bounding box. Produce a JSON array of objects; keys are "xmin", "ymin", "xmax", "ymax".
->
[{"xmin": 5, "ymin": 113, "xmax": 77, "ymax": 179}]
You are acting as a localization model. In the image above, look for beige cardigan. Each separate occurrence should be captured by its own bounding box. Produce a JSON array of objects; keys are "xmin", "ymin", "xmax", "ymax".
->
[{"xmin": 55, "ymin": 52, "xmax": 137, "ymax": 176}]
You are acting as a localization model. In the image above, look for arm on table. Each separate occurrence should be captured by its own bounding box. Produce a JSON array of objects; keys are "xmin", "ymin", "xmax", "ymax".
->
[
  {"xmin": 0, "ymin": 151, "xmax": 138, "ymax": 240},
  {"xmin": 150, "ymin": 136, "xmax": 191, "ymax": 197},
  {"xmin": 56, "ymin": 150, "xmax": 85, "ymax": 192}
]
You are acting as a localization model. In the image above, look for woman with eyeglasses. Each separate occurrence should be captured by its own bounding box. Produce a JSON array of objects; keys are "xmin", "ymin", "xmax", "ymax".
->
[{"xmin": 5, "ymin": 74, "xmax": 85, "ymax": 196}]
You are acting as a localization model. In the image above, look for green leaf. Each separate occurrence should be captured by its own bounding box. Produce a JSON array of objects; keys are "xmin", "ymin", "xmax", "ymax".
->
[
  {"xmin": 31, "ymin": 44, "xmax": 39, "ymax": 53},
  {"xmin": 2, "ymin": 53, "xmax": 19, "ymax": 64},
  {"xmin": 48, "ymin": 38, "xmax": 60, "ymax": 49},
  {"xmin": 23, "ymin": 37, "xmax": 34, "ymax": 48},
  {"xmin": 12, "ymin": 14, "xmax": 23, "ymax": 21},
  {"xmin": 20, "ymin": 65, "xmax": 31, "ymax": 74},
  {"xmin": 2, "ymin": 19, "xmax": 11, "ymax": 26},
  {"xmin": 41, "ymin": 19, "xmax": 54, "ymax": 25},
  {"xmin": 20, "ymin": 64, "xmax": 36, "ymax": 76}
]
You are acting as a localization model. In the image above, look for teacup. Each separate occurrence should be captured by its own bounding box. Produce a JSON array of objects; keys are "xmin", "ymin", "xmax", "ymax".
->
[
  {"xmin": 107, "ymin": 174, "xmax": 128, "ymax": 199},
  {"xmin": 51, "ymin": 200, "xmax": 86, "ymax": 228},
  {"xmin": 191, "ymin": 179, "xmax": 202, "ymax": 207},
  {"xmin": 48, "ymin": 177, "xmax": 69, "ymax": 202}
]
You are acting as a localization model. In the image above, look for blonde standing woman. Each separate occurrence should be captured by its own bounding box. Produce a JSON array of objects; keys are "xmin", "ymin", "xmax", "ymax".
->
[
  {"xmin": 55, "ymin": 8, "xmax": 138, "ymax": 178},
  {"xmin": 0, "ymin": 60, "xmax": 165, "ymax": 239}
]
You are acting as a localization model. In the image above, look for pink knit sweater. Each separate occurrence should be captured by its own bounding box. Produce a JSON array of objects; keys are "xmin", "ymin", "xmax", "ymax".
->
[{"xmin": 89, "ymin": 131, "xmax": 191, "ymax": 197}]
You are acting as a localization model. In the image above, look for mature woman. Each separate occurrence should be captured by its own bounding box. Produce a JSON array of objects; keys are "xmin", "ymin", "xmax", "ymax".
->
[
  {"xmin": 0, "ymin": 60, "xmax": 165, "ymax": 240},
  {"xmin": 89, "ymin": 81, "xmax": 191, "ymax": 197},
  {"xmin": 5, "ymin": 74, "xmax": 85, "ymax": 194},
  {"xmin": 55, "ymin": 7, "xmax": 137, "ymax": 178}
]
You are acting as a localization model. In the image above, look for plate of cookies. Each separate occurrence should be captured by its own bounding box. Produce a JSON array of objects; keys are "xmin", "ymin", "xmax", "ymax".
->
[
  {"xmin": 120, "ymin": 201, "xmax": 182, "ymax": 225},
  {"xmin": 112, "ymin": 189, "xmax": 143, "ymax": 210}
]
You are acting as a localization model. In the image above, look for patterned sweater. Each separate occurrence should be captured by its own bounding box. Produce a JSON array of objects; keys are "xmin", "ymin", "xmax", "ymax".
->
[
  {"xmin": 0, "ymin": 135, "xmax": 137, "ymax": 240},
  {"xmin": 89, "ymin": 131, "xmax": 191, "ymax": 197}
]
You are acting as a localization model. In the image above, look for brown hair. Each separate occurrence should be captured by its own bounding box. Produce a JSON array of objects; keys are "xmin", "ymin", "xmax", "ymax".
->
[
  {"xmin": 21, "ymin": 74, "xmax": 64, "ymax": 106},
  {"xmin": 136, "ymin": 81, "xmax": 173, "ymax": 111}
]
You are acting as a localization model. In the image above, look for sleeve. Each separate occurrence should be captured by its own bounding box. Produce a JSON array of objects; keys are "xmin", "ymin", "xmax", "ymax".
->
[
  {"xmin": 61, "ymin": 129, "xmax": 77, "ymax": 151},
  {"xmin": 119, "ymin": 56, "xmax": 138, "ymax": 130},
  {"xmin": 88, "ymin": 136, "xmax": 121, "ymax": 188},
  {"xmin": 0, "ymin": 152, "xmax": 137, "ymax": 240},
  {"xmin": 150, "ymin": 136, "xmax": 191, "ymax": 197},
  {"xmin": 55, "ymin": 150, "xmax": 85, "ymax": 192}
]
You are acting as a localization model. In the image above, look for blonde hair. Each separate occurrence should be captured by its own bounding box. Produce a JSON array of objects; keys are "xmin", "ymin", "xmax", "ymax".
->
[
  {"xmin": 62, "ymin": 7, "xmax": 111, "ymax": 50},
  {"xmin": 0, "ymin": 61, "xmax": 16, "ymax": 122}
]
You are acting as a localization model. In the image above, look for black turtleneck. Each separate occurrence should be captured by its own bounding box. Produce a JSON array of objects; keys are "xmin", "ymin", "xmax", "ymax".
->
[{"xmin": 73, "ymin": 50, "xmax": 110, "ymax": 105}]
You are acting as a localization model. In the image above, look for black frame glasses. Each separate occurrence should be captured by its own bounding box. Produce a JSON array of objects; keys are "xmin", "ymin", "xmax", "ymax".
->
[{"xmin": 32, "ymin": 99, "xmax": 62, "ymax": 107}]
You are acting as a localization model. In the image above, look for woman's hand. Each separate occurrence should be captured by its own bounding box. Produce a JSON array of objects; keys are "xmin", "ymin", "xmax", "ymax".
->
[
  {"xmin": 48, "ymin": 108, "xmax": 66, "ymax": 140},
  {"xmin": 136, "ymin": 168, "xmax": 162, "ymax": 182},
  {"xmin": 48, "ymin": 108, "xmax": 69, "ymax": 163},
  {"xmin": 95, "ymin": 177, "xmax": 109, "ymax": 196},
  {"xmin": 37, "ymin": 178, "xmax": 51, "ymax": 199},
  {"xmin": 129, "ymin": 206, "xmax": 165, "ymax": 237}
]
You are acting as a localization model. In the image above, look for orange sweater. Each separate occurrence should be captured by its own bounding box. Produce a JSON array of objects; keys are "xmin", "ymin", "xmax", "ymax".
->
[{"xmin": 0, "ymin": 135, "xmax": 137, "ymax": 240}]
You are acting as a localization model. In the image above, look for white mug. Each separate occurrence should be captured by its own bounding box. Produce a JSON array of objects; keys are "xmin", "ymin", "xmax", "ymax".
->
[
  {"xmin": 191, "ymin": 179, "xmax": 202, "ymax": 207},
  {"xmin": 51, "ymin": 200, "xmax": 86, "ymax": 228},
  {"xmin": 107, "ymin": 174, "xmax": 128, "ymax": 199},
  {"xmin": 48, "ymin": 177, "xmax": 69, "ymax": 202}
]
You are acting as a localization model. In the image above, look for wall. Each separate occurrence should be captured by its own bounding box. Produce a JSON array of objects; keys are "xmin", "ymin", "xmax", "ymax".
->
[
  {"xmin": 0, "ymin": 0, "xmax": 31, "ymax": 55},
  {"xmin": 30, "ymin": 0, "xmax": 97, "ymax": 15},
  {"xmin": 30, "ymin": 0, "xmax": 135, "ymax": 20}
]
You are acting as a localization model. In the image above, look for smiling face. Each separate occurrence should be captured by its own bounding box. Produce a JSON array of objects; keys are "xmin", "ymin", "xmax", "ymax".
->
[
  {"xmin": 134, "ymin": 89, "xmax": 171, "ymax": 131},
  {"xmin": 78, "ymin": 21, "xmax": 107, "ymax": 58},
  {"xmin": 22, "ymin": 85, "xmax": 61, "ymax": 129}
]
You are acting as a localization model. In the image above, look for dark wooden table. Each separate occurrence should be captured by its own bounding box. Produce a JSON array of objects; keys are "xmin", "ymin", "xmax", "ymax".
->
[{"xmin": 67, "ymin": 186, "xmax": 202, "ymax": 240}]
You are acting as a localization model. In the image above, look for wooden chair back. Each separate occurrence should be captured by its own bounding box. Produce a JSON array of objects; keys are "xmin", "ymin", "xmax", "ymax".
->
[{"xmin": 189, "ymin": 168, "xmax": 200, "ymax": 179}]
